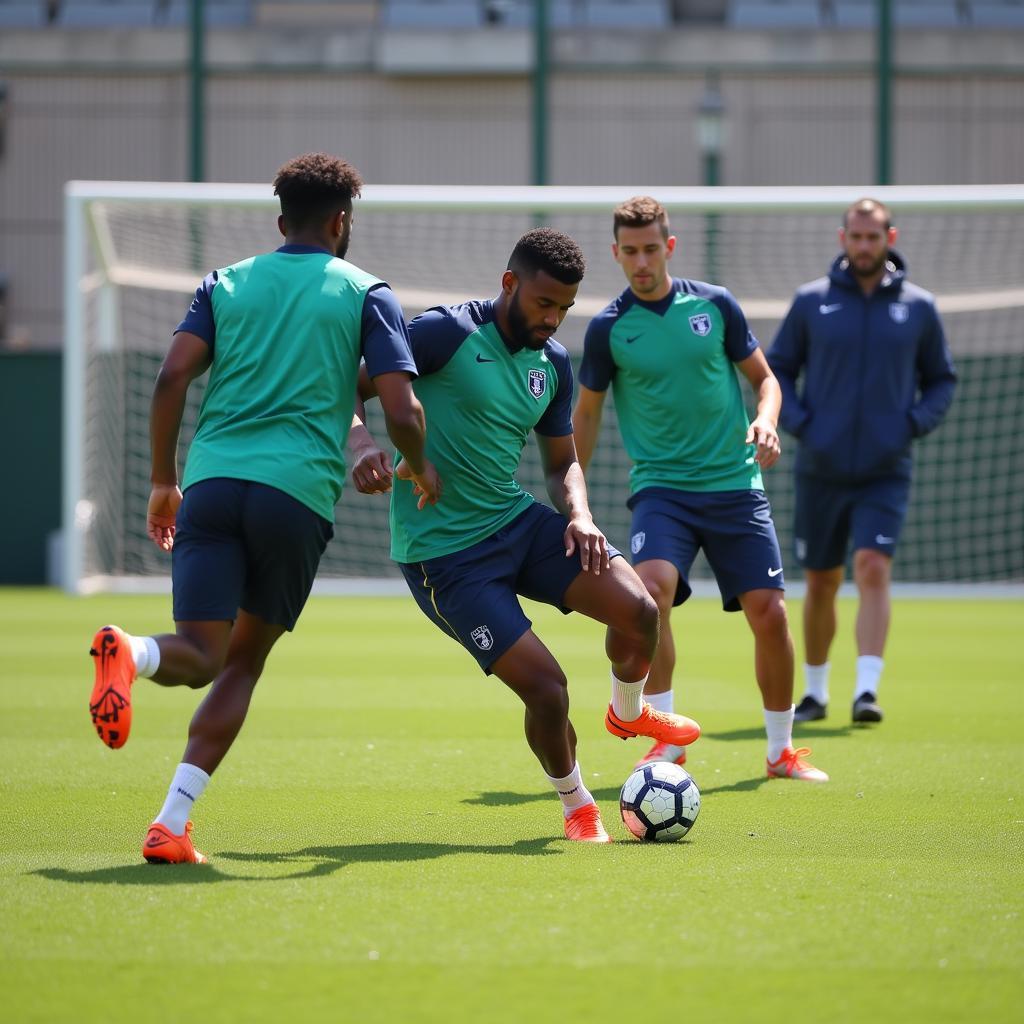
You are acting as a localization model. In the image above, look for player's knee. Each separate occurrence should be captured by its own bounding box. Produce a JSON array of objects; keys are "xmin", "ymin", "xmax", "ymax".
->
[
  {"xmin": 854, "ymin": 551, "xmax": 890, "ymax": 590},
  {"xmin": 529, "ymin": 672, "xmax": 569, "ymax": 721},
  {"xmin": 640, "ymin": 574, "xmax": 675, "ymax": 615},
  {"xmin": 746, "ymin": 592, "xmax": 790, "ymax": 639}
]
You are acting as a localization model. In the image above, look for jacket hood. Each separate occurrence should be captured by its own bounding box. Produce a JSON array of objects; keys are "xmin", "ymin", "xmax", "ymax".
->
[{"xmin": 828, "ymin": 248, "xmax": 907, "ymax": 293}]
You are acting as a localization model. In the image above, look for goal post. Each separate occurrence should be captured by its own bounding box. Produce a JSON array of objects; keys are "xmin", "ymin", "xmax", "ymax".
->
[{"xmin": 63, "ymin": 182, "xmax": 1024, "ymax": 595}]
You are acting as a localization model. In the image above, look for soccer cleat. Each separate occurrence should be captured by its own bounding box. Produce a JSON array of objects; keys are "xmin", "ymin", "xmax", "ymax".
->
[
  {"xmin": 635, "ymin": 741, "xmax": 687, "ymax": 769},
  {"xmin": 605, "ymin": 702, "xmax": 701, "ymax": 746},
  {"xmin": 563, "ymin": 802, "xmax": 612, "ymax": 843},
  {"xmin": 142, "ymin": 821, "xmax": 208, "ymax": 864},
  {"xmin": 852, "ymin": 692, "xmax": 884, "ymax": 723},
  {"xmin": 89, "ymin": 625, "xmax": 137, "ymax": 749},
  {"xmin": 766, "ymin": 746, "xmax": 829, "ymax": 783},
  {"xmin": 793, "ymin": 694, "xmax": 828, "ymax": 722}
]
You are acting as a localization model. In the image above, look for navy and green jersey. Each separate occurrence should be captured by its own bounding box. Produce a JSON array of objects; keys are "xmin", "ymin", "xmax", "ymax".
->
[
  {"xmin": 175, "ymin": 244, "xmax": 416, "ymax": 522},
  {"xmin": 580, "ymin": 278, "xmax": 763, "ymax": 494},
  {"xmin": 389, "ymin": 300, "xmax": 574, "ymax": 563}
]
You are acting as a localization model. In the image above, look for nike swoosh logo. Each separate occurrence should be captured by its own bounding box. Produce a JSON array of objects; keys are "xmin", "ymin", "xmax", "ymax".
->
[
  {"xmin": 475, "ymin": 354, "xmax": 495, "ymax": 363},
  {"xmin": 146, "ymin": 835, "xmax": 169, "ymax": 848},
  {"xmin": 819, "ymin": 303, "xmax": 842, "ymax": 315},
  {"xmin": 625, "ymin": 335, "xmax": 641, "ymax": 344},
  {"xmin": 875, "ymin": 534, "xmax": 895, "ymax": 545},
  {"xmin": 768, "ymin": 567, "xmax": 783, "ymax": 577}
]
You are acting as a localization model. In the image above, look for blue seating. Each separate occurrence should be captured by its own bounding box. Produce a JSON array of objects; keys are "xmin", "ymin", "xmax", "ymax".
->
[
  {"xmin": 965, "ymin": 0, "xmax": 1024, "ymax": 24},
  {"xmin": 59, "ymin": 1, "xmax": 157, "ymax": 27},
  {"xmin": 586, "ymin": 0, "xmax": 671, "ymax": 28},
  {"xmin": 154, "ymin": 0, "xmax": 251, "ymax": 26},
  {"xmin": 729, "ymin": 0, "xmax": 822, "ymax": 27},
  {"xmin": 382, "ymin": 1, "xmax": 484, "ymax": 28},
  {"xmin": 0, "ymin": 2, "xmax": 47, "ymax": 28}
]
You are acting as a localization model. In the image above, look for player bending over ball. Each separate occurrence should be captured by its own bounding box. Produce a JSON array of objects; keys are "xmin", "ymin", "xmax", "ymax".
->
[
  {"xmin": 350, "ymin": 228, "xmax": 701, "ymax": 844},
  {"xmin": 87, "ymin": 153, "xmax": 440, "ymax": 864}
]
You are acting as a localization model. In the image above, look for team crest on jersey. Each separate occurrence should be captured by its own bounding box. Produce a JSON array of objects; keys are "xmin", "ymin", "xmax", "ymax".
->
[
  {"xmin": 631, "ymin": 531, "xmax": 646, "ymax": 555},
  {"xmin": 689, "ymin": 313, "xmax": 712, "ymax": 336},
  {"xmin": 528, "ymin": 368, "xmax": 547, "ymax": 399},
  {"xmin": 471, "ymin": 626, "xmax": 494, "ymax": 651},
  {"xmin": 889, "ymin": 302, "xmax": 909, "ymax": 324}
]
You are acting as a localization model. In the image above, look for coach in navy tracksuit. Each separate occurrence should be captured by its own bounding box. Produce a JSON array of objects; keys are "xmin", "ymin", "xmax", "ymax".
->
[{"xmin": 768, "ymin": 197, "xmax": 956, "ymax": 726}]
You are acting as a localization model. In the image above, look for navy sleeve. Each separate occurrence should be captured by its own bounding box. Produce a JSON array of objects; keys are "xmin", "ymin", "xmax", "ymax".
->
[
  {"xmin": 578, "ymin": 311, "xmax": 616, "ymax": 392},
  {"xmin": 175, "ymin": 271, "xmax": 218, "ymax": 349},
  {"xmin": 361, "ymin": 284, "xmax": 418, "ymax": 379},
  {"xmin": 535, "ymin": 343, "xmax": 574, "ymax": 437},
  {"xmin": 767, "ymin": 294, "xmax": 812, "ymax": 438},
  {"xmin": 909, "ymin": 301, "xmax": 957, "ymax": 438},
  {"xmin": 713, "ymin": 288, "xmax": 760, "ymax": 363},
  {"xmin": 406, "ymin": 306, "xmax": 471, "ymax": 375}
]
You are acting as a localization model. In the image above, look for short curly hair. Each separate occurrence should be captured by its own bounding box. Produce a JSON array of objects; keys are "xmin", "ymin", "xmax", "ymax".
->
[
  {"xmin": 507, "ymin": 228, "xmax": 585, "ymax": 285},
  {"xmin": 273, "ymin": 152, "xmax": 364, "ymax": 231},
  {"xmin": 613, "ymin": 196, "xmax": 670, "ymax": 240}
]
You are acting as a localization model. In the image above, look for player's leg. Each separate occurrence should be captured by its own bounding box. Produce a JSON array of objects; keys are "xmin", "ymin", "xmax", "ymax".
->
[
  {"xmin": 793, "ymin": 474, "xmax": 852, "ymax": 721},
  {"xmin": 705, "ymin": 490, "xmax": 827, "ymax": 782},
  {"xmin": 847, "ymin": 476, "xmax": 908, "ymax": 723},
  {"xmin": 144, "ymin": 482, "xmax": 332, "ymax": 863}
]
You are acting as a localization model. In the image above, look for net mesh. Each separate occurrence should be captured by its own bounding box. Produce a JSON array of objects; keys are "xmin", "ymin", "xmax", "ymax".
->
[{"xmin": 71, "ymin": 190, "xmax": 1024, "ymax": 589}]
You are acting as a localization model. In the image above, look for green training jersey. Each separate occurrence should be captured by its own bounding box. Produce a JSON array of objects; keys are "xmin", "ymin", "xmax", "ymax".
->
[
  {"xmin": 579, "ymin": 277, "xmax": 763, "ymax": 494},
  {"xmin": 389, "ymin": 300, "xmax": 575, "ymax": 563}
]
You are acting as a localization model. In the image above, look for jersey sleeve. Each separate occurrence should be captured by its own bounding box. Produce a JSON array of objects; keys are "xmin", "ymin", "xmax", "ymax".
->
[
  {"xmin": 578, "ymin": 311, "xmax": 616, "ymax": 392},
  {"xmin": 909, "ymin": 299, "xmax": 957, "ymax": 438},
  {"xmin": 713, "ymin": 288, "xmax": 759, "ymax": 362},
  {"xmin": 406, "ymin": 306, "xmax": 469, "ymax": 375},
  {"xmin": 534, "ymin": 344, "xmax": 574, "ymax": 437},
  {"xmin": 767, "ymin": 293, "xmax": 812, "ymax": 438},
  {"xmin": 360, "ymin": 284, "xmax": 418, "ymax": 379},
  {"xmin": 174, "ymin": 271, "xmax": 218, "ymax": 349}
]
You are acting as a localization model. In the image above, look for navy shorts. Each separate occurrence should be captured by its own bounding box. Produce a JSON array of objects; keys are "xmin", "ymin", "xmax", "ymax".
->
[
  {"xmin": 399, "ymin": 501, "xmax": 620, "ymax": 673},
  {"xmin": 626, "ymin": 487, "xmax": 784, "ymax": 612},
  {"xmin": 172, "ymin": 478, "xmax": 334, "ymax": 631},
  {"xmin": 794, "ymin": 474, "xmax": 911, "ymax": 570}
]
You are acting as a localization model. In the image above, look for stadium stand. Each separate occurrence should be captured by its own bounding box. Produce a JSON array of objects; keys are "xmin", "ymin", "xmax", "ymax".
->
[
  {"xmin": 0, "ymin": 1, "xmax": 48, "ymax": 27},
  {"xmin": 382, "ymin": 0, "xmax": 484, "ymax": 28}
]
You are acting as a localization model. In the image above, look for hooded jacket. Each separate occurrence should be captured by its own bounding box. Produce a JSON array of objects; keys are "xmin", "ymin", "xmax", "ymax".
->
[{"xmin": 767, "ymin": 250, "xmax": 956, "ymax": 483}]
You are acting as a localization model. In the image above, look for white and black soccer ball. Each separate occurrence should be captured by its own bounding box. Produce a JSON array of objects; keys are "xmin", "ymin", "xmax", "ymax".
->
[{"xmin": 619, "ymin": 762, "xmax": 700, "ymax": 842}]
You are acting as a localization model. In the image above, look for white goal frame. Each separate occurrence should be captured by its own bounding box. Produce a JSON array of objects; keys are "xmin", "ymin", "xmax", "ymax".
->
[{"xmin": 63, "ymin": 181, "xmax": 1024, "ymax": 597}]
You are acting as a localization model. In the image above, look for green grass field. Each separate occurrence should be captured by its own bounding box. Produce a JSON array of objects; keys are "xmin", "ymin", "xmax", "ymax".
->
[{"xmin": 1, "ymin": 588, "xmax": 1021, "ymax": 1023}]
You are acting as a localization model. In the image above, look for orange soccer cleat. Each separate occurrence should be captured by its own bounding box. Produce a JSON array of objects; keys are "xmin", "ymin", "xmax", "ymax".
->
[
  {"xmin": 766, "ymin": 746, "xmax": 829, "ymax": 783},
  {"xmin": 142, "ymin": 821, "xmax": 208, "ymax": 864},
  {"xmin": 605, "ymin": 702, "xmax": 701, "ymax": 747},
  {"xmin": 563, "ymin": 803, "xmax": 612, "ymax": 843},
  {"xmin": 89, "ymin": 625, "xmax": 136, "ymax": 749},
  {"xmin": 635, "ymin": 741, "xmax": 687, "ymax": 769}
]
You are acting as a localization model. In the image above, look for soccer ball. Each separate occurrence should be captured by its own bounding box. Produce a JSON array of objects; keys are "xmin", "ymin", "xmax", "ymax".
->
[{"xmin": 619, "ymin": 761, "xmax": 701, "ymax": 842}]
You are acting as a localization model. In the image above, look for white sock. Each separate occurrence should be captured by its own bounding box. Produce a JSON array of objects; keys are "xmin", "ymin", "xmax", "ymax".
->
[
  {"xmin": 546, "ymin": 763, "xmax": 595, "ymax": 818},
  {"xmin": 804, "ymin": 662, "xmax": 830, "ymax": 704},
  {"xmin": 611, "ymin": 670, "xmax": 648, "ymax": 721},
  {"xmin": 644, "ymin": 689, "xmax": 674, "ymax": 714},
  {"xmin": 764, "ymin": 706, "xmax": 795, "ymax": 763},
  {"xmin": 854, "ymin": 655, "xmax": 884, "ymax": 699},
  {"xmin": 128, "ymin": 635, "xmax": 161, "ymax": 679},
  {"xmin": 154, "ymin": 763, "xmax": 210, "ymax": 835}
]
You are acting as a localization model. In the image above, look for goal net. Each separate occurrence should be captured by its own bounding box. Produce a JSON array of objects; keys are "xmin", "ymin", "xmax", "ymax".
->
[{"xmin": 64, "ymin": 183, "xmax": 1024, "ymax": 595}]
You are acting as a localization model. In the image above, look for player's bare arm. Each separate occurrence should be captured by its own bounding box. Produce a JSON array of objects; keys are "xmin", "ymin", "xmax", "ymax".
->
[
  {"xmin": 570, "ymin": 385, "xmax": 607, "ymax": 474},
  {"xmin": 147, "ymin": 330, "xmax": 212, "ymax": 551},
  {"xmin": 536, "ymin": 432, "xmax": 610, "ymax": 573},
  {"xmin": 738, "ymin": 349, "xmax": 783, "ymax": 470},
  {"xmin": 349, "ymin": 389, "xmax": 393, "ymax": 495}
]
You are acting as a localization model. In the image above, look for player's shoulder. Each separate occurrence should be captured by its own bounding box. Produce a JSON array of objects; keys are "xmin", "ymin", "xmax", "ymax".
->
[
  {"xmin": 788, "ymin": 275, "xmax": 833, "ymax": 307},
  {"xmin": 895, "ymin": 279, "xmax": 938, "ymax": 307},
  {"xmin": 676, "ymin": 277, "xmax": 746, "ymax": 318},
  {"xmin": 411, "ymin": 298, "xmax": 491, "ymax": 332},
  {"xmin": 542, "ymin": 336, "xmax": 571, "ymax": 369}
]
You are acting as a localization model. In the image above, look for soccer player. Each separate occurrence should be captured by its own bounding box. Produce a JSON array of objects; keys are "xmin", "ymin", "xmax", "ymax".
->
[
  {"xmin": 572, "ymin": 196, "xmax": 827, "ymax": 783},
  {"xmin": 768, "ymin": 198, "xmax": 956, "ymax": 724},
  {"xmin": 87, "ymin": 152, "xmax": 440, "ymax": 864},
  {"xmin": 350, "ymin": 228, "xmax": 701, "ymax": 843}
]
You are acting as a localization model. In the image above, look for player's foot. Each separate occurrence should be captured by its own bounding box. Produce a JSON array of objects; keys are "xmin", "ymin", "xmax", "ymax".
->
[
  {"xmin": 793, "ymin": 695, "xmax": 827, "ymax": 722},
  {"xmin": 89, "ymin": 625, "xmax": 136, "ymax": 749},
  {"xmin": 143, "ymin": 821, "xmax": 208, "ymax": 864},
  {"xmin": 766, "ymin": 746, "xmax": 829, "ymax": 783},
  {"xmin": 563, "ymin": 803, "xmax": 612, "ymax": 843},
  {"xmin": 635, "ymin": 741, "xmax": 687, "ymax": 768},
  {"xmin": 605, "ymin": 703, "xmax": 701, "ymax": 746},
  {"xmin": 852, "ymin": 692, "xmax": 884, "ymax": 723}
]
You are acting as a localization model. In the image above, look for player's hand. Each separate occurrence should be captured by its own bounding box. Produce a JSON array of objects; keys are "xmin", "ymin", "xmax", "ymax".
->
[
  {"xmin": 564, "ymin": 514, "xmax": 610, "ymax": 574},
  {"xmin": 147, "ymin": 483, "xmax": 182, "ymax": 552},
  {"xmin": 746, "ymin": 416, "xmax": 781, "ymax": 469},
  {"xmin": 395, "ymin": 458, "xmax": 443, "ymax": 510},
  {"xmin": 351, "ymin": 445, "xmax": 394, "ymax": 494}
]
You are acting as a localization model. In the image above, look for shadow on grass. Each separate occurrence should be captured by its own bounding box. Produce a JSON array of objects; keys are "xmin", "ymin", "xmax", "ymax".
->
[
  {"xmin": 31, "ymin": 837, "xmax": 560, "ymax": 885},
  {"xmin": 707, "ymin": 724, "xmax": 855, "ymax": 741}
]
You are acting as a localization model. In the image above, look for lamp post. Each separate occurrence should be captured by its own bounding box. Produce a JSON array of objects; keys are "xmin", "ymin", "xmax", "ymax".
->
[{"xmin": 696, "ymin": 72, "xmax": 725, "ymax": 283}]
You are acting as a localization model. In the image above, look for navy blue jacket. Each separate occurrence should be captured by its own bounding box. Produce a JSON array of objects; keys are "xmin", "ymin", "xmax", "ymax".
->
[{"xmin": 767, "ymin": 251, "xmax": 956, "ymax": 482}]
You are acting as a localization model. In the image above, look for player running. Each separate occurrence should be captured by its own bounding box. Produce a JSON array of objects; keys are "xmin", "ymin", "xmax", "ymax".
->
[
  {"xmin": 572, "ymin": 196, "xmax": 827, "ymax": 783},
  {"xmin": 87, "ymin": 152, "xmax": 440, "ymax": 864},
  {"xmin": 351, "ymin": 228, "xmax": 701, "ymax": 843}
]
